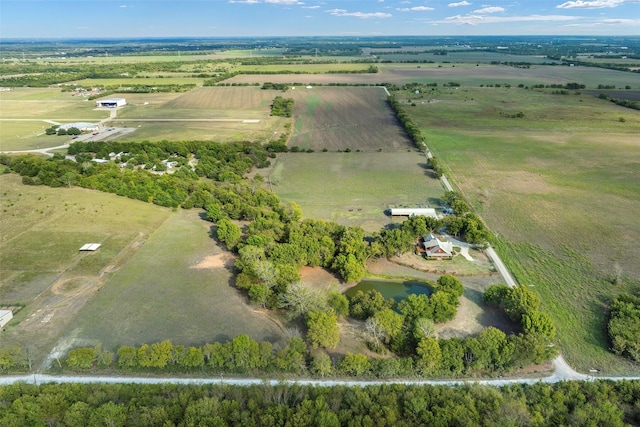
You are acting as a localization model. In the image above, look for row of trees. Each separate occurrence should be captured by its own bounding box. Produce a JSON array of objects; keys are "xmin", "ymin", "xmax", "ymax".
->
[
  {"xmin": 3, "ymin": 380, "xmax": 638, "ymax": 426},
  {"xmin": 608, "ymin": 293, "xmax": 640, "ymax": 362}
]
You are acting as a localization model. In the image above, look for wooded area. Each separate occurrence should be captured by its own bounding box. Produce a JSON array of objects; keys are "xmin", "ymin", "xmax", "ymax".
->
[{"xmin": 1, "ymin": 380, "xmax": 639, "ymax": 426}]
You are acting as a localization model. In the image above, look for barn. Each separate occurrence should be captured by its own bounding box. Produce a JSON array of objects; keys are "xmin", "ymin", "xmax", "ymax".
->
[
  {"xmin": 96, "ymin": 98, "xmax": 126, "ymax": 108},
  {"xmin": 389, "ymin": 208, "xmax": 437, "ymax": 218}
]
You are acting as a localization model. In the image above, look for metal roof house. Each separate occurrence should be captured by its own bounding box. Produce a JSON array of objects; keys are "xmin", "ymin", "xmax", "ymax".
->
[
  {"xmin": 389, "ymin": 208, "xmax": 437, "ymax": 218},
  {"xmin": 96, "ymin": 98, "xmax": 126, "ymax": 108},
  {"xmin": 421, "ymin": 233, "xmax": 453, "ymax": 259}
]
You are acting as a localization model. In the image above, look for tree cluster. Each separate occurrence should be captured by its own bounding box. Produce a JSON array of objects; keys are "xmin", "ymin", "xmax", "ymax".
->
[
  {"xmin": 608, "ymin": 293, "xmax": 640, "ymax": 362},
  {"xmin": 270, "ymin": 96, "xmax": 294, "ymax": 117},
  {"xmin": 3, "ymin": 379, "xmax": 638, "ymax": 426}
]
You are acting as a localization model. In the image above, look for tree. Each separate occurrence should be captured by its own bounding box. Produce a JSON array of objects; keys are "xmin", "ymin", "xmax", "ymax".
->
[
  {"xmin": 310, "ymin": 351, "xmax": 333, "ymax": 377},
  {"xmin": 413, "ymin": 318, "xmax": 436, "ymax": 340},
  {"xmin": 416, "ymin": 337, "xmax": 442, "ymax": 374},
  {"xmin": 216, "ymin": 218, "xmax": 242, "ymax": 250},
  {"xmin": 66, "ymin": 347, "xmax": 96, "ymax": 370},
  {"xmin": 327, "ymin": 291, "xmax": 349, "ymax": 317},
  {"xmin": 372, "ymin": 308, "xmax": 404, "ymax": 344},
  {"xmin": 279, "ymin": 281, "xmax": 328, "ymax": 319},
  {"xmin": 306, "ymin": 310, "xmax": 340, "ymax": 349},
  {"xmin": 339, "ymin": 352, "xmax": 371, "ymax": 376},
  {"xmin": 430, "ymin": 291, "xmax": 459, "ymax": 323},
  {"xmin": 437, "ymin": 274, "xmax": 464, "ymax": 298},
  {"xmin": 398, "ymin": 293, "xmax": 432, "ymax": 322},
  {"xmin": 349, "ymin": 289, "xmax": 394, "ymax": 320}
]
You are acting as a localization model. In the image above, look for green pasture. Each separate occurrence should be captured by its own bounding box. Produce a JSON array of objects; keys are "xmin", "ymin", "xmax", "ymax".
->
[
  {"xmin": 0, "ymin": 122, "xmax": 69, "ymax": 151},
  {"xmin": 406, "ymin": 87, "xmax": 640, "ymax": 373},
  {"xmin": 0, "ymin": 88, "xmax": 72, "ymax": 101},
  {"xmin": 68, "ymin": 77, "xmax": 204, "ymax": 87},
  {"xmin": 269, "ymin": 151, "xmax": 445, "ymax": 232},
  {"xmin": 68, "ymin": 210, "xmax": 286, "ymax": 350},
  {"xmin": 0, "ymin": 174, "xmax": 172, "ymax": 362},
  {"xmin": 402, "ymin": 86, "xmax": 639, "ymax": 131},
  {"xmin": 0, "ymin": 98, "xmax": 106, "ymax": 120}
]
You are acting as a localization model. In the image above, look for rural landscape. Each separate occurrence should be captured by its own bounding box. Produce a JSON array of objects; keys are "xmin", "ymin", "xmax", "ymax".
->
[{"xmin": 1, "ymin": 34, "xmax": 640, "ymax": 424}]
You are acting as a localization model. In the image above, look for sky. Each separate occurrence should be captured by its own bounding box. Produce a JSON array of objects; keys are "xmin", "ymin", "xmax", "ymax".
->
[{"xmin": 1, "ymin": 0, "xmax": 639, "ymax": 39}]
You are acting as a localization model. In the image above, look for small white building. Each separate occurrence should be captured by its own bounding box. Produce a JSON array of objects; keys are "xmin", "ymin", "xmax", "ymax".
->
[
  {"xmin": 96, "ymin": 98, "xmax": 126, "ymax": 108},
  {"xmin": 0, "ymin": 310, "xmax": 13, "ymax": 328},
  {"xmin": 389, "ymin": 208, "xmax": 437, "ymax": 218},
  {"xmin": 59, "ymin": 122, "xmax": 98, "ymax": 132},
  {"xmin": 421, "ymin": 233, "xmax": 453, "ymax": 259}
]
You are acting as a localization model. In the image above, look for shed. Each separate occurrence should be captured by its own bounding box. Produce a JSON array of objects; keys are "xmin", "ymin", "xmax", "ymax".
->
[
  {"xmin": 0, "ymin": 310, "xmax": 13, "ymax": 328},
  {"xmin": 79, "ymin": 243, "xmax": 101, "ymax": 251},
  {"xmin": 389, "ymin": 208, "xmax": 437, "ymax": 218}
]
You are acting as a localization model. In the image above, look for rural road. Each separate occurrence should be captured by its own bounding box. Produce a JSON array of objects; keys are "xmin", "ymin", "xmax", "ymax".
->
[{"xmin": 0, "ymin": 367, "xmax": 638, "ymax": 387}]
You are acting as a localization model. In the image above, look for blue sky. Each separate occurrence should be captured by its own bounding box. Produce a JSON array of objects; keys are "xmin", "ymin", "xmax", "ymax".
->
[{"xmin": 1, "ymin": 0, "xmax": 639, "ymax": 38}]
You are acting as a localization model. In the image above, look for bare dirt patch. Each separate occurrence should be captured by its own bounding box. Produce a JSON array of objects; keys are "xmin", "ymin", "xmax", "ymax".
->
[
  {"xmin": 299, "ymin": 266, "xmax": 342, "ymax": 290},
  {"xmin": 192, "ymin": 252, "xmax": 236, "ymax": 269}
]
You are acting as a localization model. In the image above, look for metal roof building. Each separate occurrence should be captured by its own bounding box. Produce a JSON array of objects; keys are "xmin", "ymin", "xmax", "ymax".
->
[
  {"xmin": 389, "ymin": 208, "xmax": 437, "ymax": 218},
  {"xmin": 96, "ymin": 98, "xmax": 126, "ymax": 108}
]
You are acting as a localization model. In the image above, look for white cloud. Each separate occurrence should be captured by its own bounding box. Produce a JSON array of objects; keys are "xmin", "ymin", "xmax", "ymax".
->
[
  {"xmin": 229, "ymin": 0, "xmax": 260, "ymax": 3},
  {"xmin": 556, "ymin": 0, "xmax": 624, "ymax": 9},
  {"xmin": 265, "ymin": 0, "xmax": 304, "ymax": 4},
  {"xmin": 441, "ymin": 13, "xmax": 579, "ymax": 25},
  {"xmin": 448, "ymin": 1, "xmax": 471, "ymax": 6},
  {"xmin": 473, "ymin": 6, "xmax": 505, "ymax": 13},
  {"xmin": 326, "ymin": 9, "xmax": 392, "ymax": 18},
  {"xmin": 397, "ymin": 6, "xmax": 435, "ymax": 11},
  {"xmin": 302, "ymin": 5, "xmax": 320, "ymax": 8}
]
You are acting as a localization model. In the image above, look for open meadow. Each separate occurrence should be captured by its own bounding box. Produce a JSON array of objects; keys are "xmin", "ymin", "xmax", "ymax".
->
[
  {"xmin": 268, "ymin": 151, "xmax": 444, "ymax": 233},
  {"xmin": 66, "ymin": 209, "xmax": 285, "ymax": 351},
  {"xmin": 403, "ymin": 85, "xmax": 640, "ymax": 374},
  {"xmin": 0, "ymin": 174, "xmax": 172, "ymax": 365}
]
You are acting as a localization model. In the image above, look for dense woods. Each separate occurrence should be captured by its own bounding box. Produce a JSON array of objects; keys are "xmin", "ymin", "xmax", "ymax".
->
[
  {"xmin": 1, "ymin": 380, "xmax": 639, "ymax": 426},
  {"xmin": 608, "ymin": 293, "xmax": 640, "ymax": 362}
]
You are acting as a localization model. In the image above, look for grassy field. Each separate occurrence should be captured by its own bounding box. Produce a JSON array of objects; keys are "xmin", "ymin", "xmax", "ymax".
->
[
  {"xmin": 288, "ymin": 86, "xmax": 413, "ymax": 151},
  {"xmin": 67, "ymin": 209, "xmax": 285, "ymax": 350},
  {"xmin": 0, "ymin": 174, "xmax": 173, "ymax": 364},
  {"xmin": 402, "ymin": 85, "xmax": 640, "ymax": 374},
  {"xmin": 236, "ymin": 63, "xmax": 372, "ymax": 73},
  {"xmin": 68, "ymin": 77, "xmax": 205, "ymax": 87},
  {"xmin": 113, "ymin": 87, "xmax": 288, "ymax": 142},
  {"xmin": 268, "ymin": 151, "xmax": 445, "ymax": 232}
]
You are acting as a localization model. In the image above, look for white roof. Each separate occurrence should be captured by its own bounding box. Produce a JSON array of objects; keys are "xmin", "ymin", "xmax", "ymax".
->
[
  {"xmin": 59, "ymin": 122, "xmax": 98, "ymax": 130},
  {"xmin": 390, "ymin": 208, "xmax": 437, "ymax": 217},
  {"xmin": 100, "ymin": 98, "xmax": 126, "ymax": 102},
  {"xmin": 79, "ymin": 243, "xmax": 101, "ymax": 251},
  {"xmin": 0, "ymin": 310, "xmax": 12, "ymax": 318}
]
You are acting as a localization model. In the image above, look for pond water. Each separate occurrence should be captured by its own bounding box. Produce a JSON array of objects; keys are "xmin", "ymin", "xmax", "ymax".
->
[{"xmin": 345, "ymin": 279, "xmax": 432, "ymax": 303}]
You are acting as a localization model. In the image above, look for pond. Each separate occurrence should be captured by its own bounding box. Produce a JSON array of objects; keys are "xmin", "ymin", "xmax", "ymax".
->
[{"xmin": 345, "ymin": 279, "xmax": 432, "ymax": 303}]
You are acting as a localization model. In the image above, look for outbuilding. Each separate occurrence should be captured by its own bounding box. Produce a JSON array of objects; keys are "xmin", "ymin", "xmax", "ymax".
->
[
  {"xmin": 389, "ymin": 208, "xmax": 437, "ymax": 218},
  {"xmin": 0, "ymin": 310, "xmax": 13, "ymax": 328},
  {"xmin": 96, "ymin": 98, "xmax": 126, "ymax": 108}
]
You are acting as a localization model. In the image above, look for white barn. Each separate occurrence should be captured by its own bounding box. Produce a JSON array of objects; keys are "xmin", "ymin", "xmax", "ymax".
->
[
  {"xmin": 0, "ymin": 310, "xmax": 13, "ymax": 328},
  {"xmin": 96, "ymin": 98, "xmax": 126, "ymax": 108},
  {"xmin": 389, "ymin": 208, "xmax": 437, "ymax": 218}
]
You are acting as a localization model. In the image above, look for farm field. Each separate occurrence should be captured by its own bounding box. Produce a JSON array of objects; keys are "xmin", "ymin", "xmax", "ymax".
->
[
  {"xmin": 403, "ymin": 85, "xmax": 640, "ymax": 374},
  {"xmin": 236, "ymin": 63, "xmax": 372, "ymax": 73},
  {"xmin": 227, "ymin": 63, "xmax": 639, "ymax": 89},
  {"xmin": 0, "ymin": 174, "xmax": 172, "ymax": 365},
  {"xmin": 113, "ymin": 87, "xmax": 288, "ymax": 142},
  {"xmin": 67, "ymin": 77, "xmax": 204, "ymax": 87},
  {"xmin": 268, "ymin": 151, "xmax": 444, "ymax": 233},
  {"xmin": 66, "ymin": 209, "xmax": 285, "ymax": 351},
  {"xmin": 288, "ymin": 86, "xmax": 412, "ymax": 151}
]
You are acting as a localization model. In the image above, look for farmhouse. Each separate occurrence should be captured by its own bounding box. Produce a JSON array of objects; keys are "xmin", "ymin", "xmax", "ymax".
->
[
  {"xmin": 419, "ymin": 233, "xmax": 453, "ymax": 259},
  {"xmin": 389, "ymin": 208, "xmax": 437, "ymax": 218},
  {"xmin": 0, "ymin": 310, "xmax": 13, "ymax": 328},
  {"xmin": 96, "ymin": 98, "xmax": 126, "ymax": 108}
]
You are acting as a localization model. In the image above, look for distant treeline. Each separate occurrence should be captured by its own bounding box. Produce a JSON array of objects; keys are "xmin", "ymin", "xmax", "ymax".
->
[{"xmin": 1, "ymin": 380, "xmax": 639, "ymax": 426}]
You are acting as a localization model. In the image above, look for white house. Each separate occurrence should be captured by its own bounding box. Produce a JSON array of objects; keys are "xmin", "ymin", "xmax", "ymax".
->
[
  {"xmin": 96, "ymin": 98, "xmax": 126, "ymax": 108},
  {"xmin": 0, "ymin": 310, "xmax": 13, "ymax": 328}
]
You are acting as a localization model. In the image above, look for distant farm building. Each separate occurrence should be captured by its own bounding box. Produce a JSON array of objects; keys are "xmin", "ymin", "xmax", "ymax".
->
[
  {"xmin": 418, "ymin": 233, "xmax": 453, "ymax": 259},
  {"xmin": 389, "ymin": 208, "xmax": 437, "ymax": 218},
  {"xmin": 59, "ymin": 122, "xmax": 98, "ymax": 132},
  {"xmin": 0, "ymin": 310, "xmax": 13, "ymax": 328},
  {"xmin": 96, "ymin": 98, "xmax": 126, "ymax": 108},
  {"xmin": 79, "ymin": 243, "xmax": 101, "ymax": 251}
]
